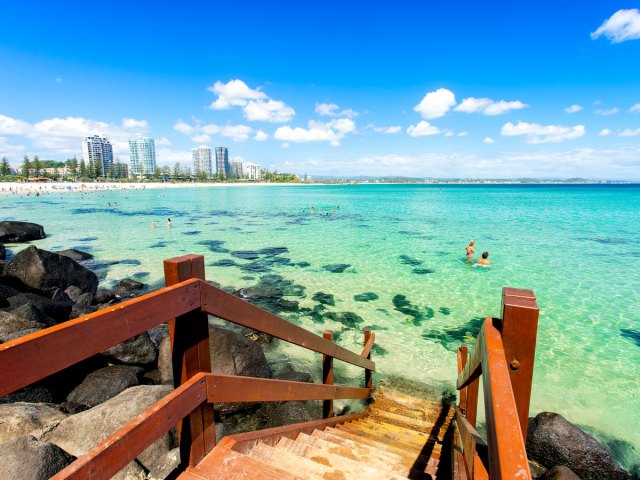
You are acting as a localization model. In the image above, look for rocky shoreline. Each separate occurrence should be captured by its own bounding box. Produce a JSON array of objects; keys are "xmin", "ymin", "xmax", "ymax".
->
[{"xmin": 0, "ymin": 220, "xmax": 636, "ymax": 479}]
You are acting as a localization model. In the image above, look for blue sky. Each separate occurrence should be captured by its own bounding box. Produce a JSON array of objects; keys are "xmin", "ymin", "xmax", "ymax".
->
[{"xmin": 1, "ymin": 1, "xmax": 639, "ymax": 179}]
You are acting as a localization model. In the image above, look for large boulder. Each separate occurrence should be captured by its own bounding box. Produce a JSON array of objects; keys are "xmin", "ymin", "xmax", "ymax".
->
[
  {"xmin": 539, "ymin": 465, "xmax": 581, "ymax": 480},
  {"xmin": 0, "ymin": 384, "xmax": 54, "ymax": 405},
  {"xmin": 102, "ymin": 332, "xmax": 158, "ymax": 366},
  {"xmin": 6, "ymin": 246, "xmax": 98, "ymax": 297},
  {"xmin": 0, "ymin": 310, "xmax": 47, "ymax": 343},
  {"xmin": 4, "ymin": 302, "xmax": 56, "ymax": 327},
  {"xmin": 45, "ymin": 385, "xmax": 176, "ymax": 477},
  {"xmin": 6, "ymin": 292, "xmax": 72, "ymax": 323},
  {"xmin": 0, "ymin": 283, "xmax": 20, "ymax": 307},
  {"xmin": 527, "ymin": 412, "xmax": 627, "ymax": 480},
  {"xmin": 158, "ymin": 335, "xmax": 173, "ymax": 384},
  {"xmin": 0, "ymin": 221, "xmax": 45, "ymax": 243},
  {"xmin": 0, "ymin": 244, "xmax": 5, "ymax": 261},
  {"xmin": 0, "ymin": 435, "xmax": 75, "ymax": 480},
  {"xmin": 55, "ymin": 248, "xmax": 93, "ymax": 262},
  {"xmin": 0, "ymin": 402, "xmax": 67, "ymax": 442},
  {"xmin": 66, "ymin": 365, "xmax": 141, "ymax": 412}
]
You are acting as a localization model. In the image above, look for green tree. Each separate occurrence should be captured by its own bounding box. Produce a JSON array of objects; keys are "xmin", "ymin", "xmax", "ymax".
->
[
  {"xmin": 33, "ymin": 155, "xmax": 41, "ymax": 177},
  {"xmin": 173, "ymin": 162, "xmax": 181, "ymax": 179},
  {"xmin": 94, "ymin": 159, "xmax": 103, "ymax": 178},
  {"xmin": 79, "ymin": 159, "xmax": 87, "ymax": 178},
  {"xmin": 21, "ymin": 155, "xmax": 31, "ymax": 178},
  {"xmin": 0, "ymin": 157, "xmax": 10, "ymax": 176}
]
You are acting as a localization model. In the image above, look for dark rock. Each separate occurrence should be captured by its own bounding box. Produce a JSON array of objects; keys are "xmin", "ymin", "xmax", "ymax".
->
[
  {"xmin": 0, "ymin": 244, "xmax": 5, "ymax": 261},
  {"xmin": 5, "ymin": 303, "xmax": 56, "ymax": 327},
  {"xmin": 399, "ymin": 255, "xmax": 423, "ymax": 266},
  {"xmin": 74, "ymin": 292, "xmax": 94, "ymax": 306},
  {"xmin": 102, "ymin": 332, "xmax": 158, "ymax": 366},
  {"xmin": 93, "ymin": 289, "xmax": 116, "ymax": 305},
  {"xmin": 322, "ymin": 311, "xmax": 364, "ymax": 327},
  {"xmin": 6, "ymin": 293, "xmax": 72, "ymax": 323},
  {"xmin": 276, "ymin": 299, "xmax": 299, "ymax": 311},
  {"xmin": 539, "ymin": 465, "xmax": 581, "ymax": 480},
  {"xmin": 412, "ymin": 268, "xmax": 435, "ymax": 275},
  {"xmin": 0, "ymin": 435, "xmax": 75, "ymax": 480},
  {"xmin": 235, "ymin": 274, "xmax": 305, "ymax": 314},
  {"xmin": 55, "ymin": 249, "xmax": 94, "ymax": 262},
  {"xmin": 210, "ymin": 259, "xmax": 237, "ymax": 267},
  {"xmin": 0, "ymin": 311, "xmax": 46, "ymax": 342},
  {"xmin": 354, "ymin": 292, "xmax": 379, "ymax": 302},
  {"xmin": 275, "ymin": 371, "xmax": 314, "ymax": 383},
  {"xmin": 142, "ymin": 370, "xmax": 163, "ymax": 385},
  {"xmin": 231, "ymin": 250, "xmax": 261, "ymax": 260},
  {"xmin": 0, "ymin": 283, "xmax": 20, "ymax": 307},
  {"xmin": 527, "ymin": 412, "xmax": 628, "ymax": 480},
  {"xmin": 322, "ymin": 263, "xmax": 351, "ymax": 273},
  {"xmin": 2, "ymin": 328, "xmax": 41, "ymax": 341},
  {"xmin": 393, "ymin": 294, "xmax": 434, "ymax": 325},
  {"xmin": 116, "ymin": 278, "xmax": 145, "ymax": 291},
  {"xmin": 148, "ymin": 324, "xmax": 169, "ymax": 348},
  {"xmin": 42, "ymin": 355, "xmax": 109, "ymax": 403},
  {"xmin": 296, "ymin": 261, "xmax": 311, "ymax": 268},
  {"xmin": 51, "ymin": 288, "xmax": 73, "ymax": 305},
  {"xmin": 0, "ymin": 384, "xmax": 54, "ymax": 404},
  {"xmin": 6, "ymin": 247, "xmax": 98, "ymax": 296},
  {"xmin": 439, "ymin": 307, "xmax": 451, "ymax": 315},
  {"xmin": 119, "ymin": 259, "xmax": 141, "ymax": 266},
  {"xmin": 0, "ymin": 403, "xmax": 67, "ymax": 442},
  {"xmin": 69, "ymin": 304, "xmax": 97, "ymax": 319},
  {"xmin": 197, "ymin": 239, "xmax": 229, "ymax": 253},
  {"xmin": 64, "ymin": 285, "xmax": 83, "ymax": 302},
  {"xmin": 422, "ymin": 317, "xmax": 484, "ymax": 351},
  {"xmin": 620, "ymin": 328, "xmax": 640, "ymax": 347},
  {"xmin": 157, "ymin": 335, "xmax": 173, "ymax": 384},
  {"xmin": 312, "ymin": 292, "xmax": 335, "ymax": 306},
  {"xmin": 260, "ymin": 400, "xmax": 321, "ymax": 429},
  {"xmin": 0, "ymin": 221, "xmax": 46, "ymax": 243},
  {"xmin": 258, "ymin": 247, "xmax": 289, "ymax": 257},
  {"xmin": 66, "ymin": 365, "xmax": 141, "ymax": 411}
]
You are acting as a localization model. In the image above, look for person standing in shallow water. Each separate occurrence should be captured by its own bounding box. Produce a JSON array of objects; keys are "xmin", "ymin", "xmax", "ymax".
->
[
  {"xmin": 465, "ymin": 240, "xmax": 475, "ymax": 261},
  {"xmin": 476, "ymin": 251, "xmax": 491, "ymax": 265},
  {"xmin": 166, "ymin": 218, "xmax": 172, "ymax": 228}
]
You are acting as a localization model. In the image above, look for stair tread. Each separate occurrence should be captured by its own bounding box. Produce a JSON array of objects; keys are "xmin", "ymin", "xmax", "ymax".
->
[
  {"xmin": 352, "ymin": 420, "xmax": 434, "ymax": 446},
  {"xmin": 248, "ymin": 443, "xmax": 332, "ymax": 479},
  {"xmin": 337, "ymin": 424, "xmax": 426, "ymax": 453},
  {"xmin": 277, "ymin": 437, "xmax": 408, "ymax": 480},
  {"xmin": 359, "ymin": 418, "xmax": 432, "ymax": 440},
  {"xmin": 191, "ymin": 446, "xmax": 305, "ymax": 479}
]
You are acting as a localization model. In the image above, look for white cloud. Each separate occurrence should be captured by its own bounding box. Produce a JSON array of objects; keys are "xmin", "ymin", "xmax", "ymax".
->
[
  {"xmin": 0, "ymin": 114, "xmax": 30, "ymax": 135},
  {"xmin": 414, "ymin": 88, "xmax": 456, "ymax": 119},
  {"xmin": 455, "ymin": 97, "xmax": 528, "ymax": 115},
  {"xmin": 565, "ymin": 104, "xmax": 583, "ymax": 113},
  {"xmin": 407, "ymin": 121, "xmax": 442, "ymax": 137},
  {"xmin": 218, "ymin": 125, "xmax": 253, "ymax": 142},
  {"xmin": 254, "ymin": 130, "xmax": 268, "ymax": 141},
  {"xmin": 156, "ymin": 137, "xmax": 172, "ymax": 146},
  {"xmin": 595, "ymin": 108, "xmax": 619, "ymax": 116},
  {"xmin": 630, "ymin": 103, "xmax": 640, "ymax": 113},
  {"xmin": 591, "ymin": 9, "xmax": 640, "ymax": 43},
  {"xmin": 374, "ymin": 126, "xmax": 402, "ymax": 134},
  {"xmin": 619, "ymin": 128, "xmax": 640, "ymax": 137},
  {"xmin": 274, "ymin": 118, "xmax": 355, "ymax": 146},
  {"xmin": 444, "ymin": 130, "xmax": 454, "ymax": 137},
  {"xmin": 483, "ymin": 137, "xmax": 496, "ymax": 144},
  {"xmin": 457, "ymin": 132, "xmax": 468, "ymax": 137},
  {"xmin": 122, "ymin": 118, "xmax": 149, "ymax": 130},
  {"xmin": 501, "ymin": 121, "xmax": 585, "ymax": 144},
  {"xmin": 173, "ymin": 120, "xmax": 194, "ymax": 135},
  {"xmin": 191, "ymin": 134, "xmax": 211, "ymax": 143},
  {"xmin": 207, "ymin": 79, "xmax": 295, "ymax": 122},
  {"xmin": 598, "ymin": 128, "xmax": 612, "ymax": 136},
  {"xmin": 315, "ymin": 103, "xmax": 359, "ymax": 118}
]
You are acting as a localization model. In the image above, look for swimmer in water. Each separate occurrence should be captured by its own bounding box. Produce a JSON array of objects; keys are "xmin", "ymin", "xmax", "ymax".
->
[
  {"xmin": 167, "ymin": 218, "xmax": 172, "ymax": 228},
  {"xmin": 476, "ymin": 251, "xmax": 490, "ymax": 265},
  {"xmin": 465, "ymin": 240, "xmax": 475, "ymax": 261},
  {"xmin": 151, "ymin": 222, "xmax": 156, "ymax": 229}
]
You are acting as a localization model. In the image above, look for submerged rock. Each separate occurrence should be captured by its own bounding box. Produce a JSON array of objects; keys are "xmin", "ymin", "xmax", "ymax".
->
[
  {"xmin": 0, "ymin": 221, "xmax": 46, "ymax": 243},
  {"xmin": 312, "ymin": 291, "xmax": 335, "ymax": 306},
  {"xmin": 6, "ymin": 246, "xmax": 98, "ymax": 297},
  {"xmin": 422, "ymin": 317, "xmax": 484, "ymax": 351},
  {"xmin": 398, "ymin": 255, "xmax": 422, "ymax": 266},
  {"xmin": 412, "ymin": 268, "xmax": 435, "ymax": 275},
  {"xmin": 526, "ymin": 412, "xmax": 628, "ymax": 480},
  {"xmin": 393, "ymin": 294, "xmax": 434, "ymax": 325},
  {"xmin": 354, "ymin": 292, "xmax": 379, "ymax": 302},
  {"xmin": 322, "ymin": 311, "xmax": 364, "ymax": 328},
  {"xmin": 0, "ymin": 435, "xmax": 75, "ymax": 480},
  {"xmin": 116, "ymin": 278, "xmax": 145, "ymax": 291},
  {"xmin": 55, "ymin": 249, "xmax": 94, "ymax": 262},
  {"xmin": 322, "ymin": 263, "xmax": 351, "ymax": 273}
]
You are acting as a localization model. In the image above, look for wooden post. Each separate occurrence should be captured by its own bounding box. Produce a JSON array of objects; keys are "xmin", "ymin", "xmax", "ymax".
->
[
  {"xmin": 164, "ymin": 254, "xmax": 215, "ymax": 467},
  {"xmin": 363, "ymin": 328, "xmax": 373, "ymax": 391},
  {"xmin": 322, "ymin": 330, "xmax": 334, "ymax": 418},
  {"xmin": 457, "ymin": 345, "xmax": 468, "ymax": 413},
  {"xmin": 500, "ymin": 287, "xmax": 539, "ymax": 439}
]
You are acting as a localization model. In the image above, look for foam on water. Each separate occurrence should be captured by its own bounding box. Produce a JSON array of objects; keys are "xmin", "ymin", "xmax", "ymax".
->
[{"xmin": 3, "ymin": 184, "xmax": 639, "ymax": 457}]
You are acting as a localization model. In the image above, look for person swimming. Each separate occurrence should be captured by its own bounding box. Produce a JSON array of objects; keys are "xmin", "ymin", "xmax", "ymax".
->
[
  {"xmin": 465, "ymin": 240, "xmax": 475, "ymax": 261},
  {"xmin": 166, "ymin": 218, "xmax": 172, "ymax": 228},
  {"xmin": 476, "ymin": 251, "xmax": 490, "ymax": 266}
]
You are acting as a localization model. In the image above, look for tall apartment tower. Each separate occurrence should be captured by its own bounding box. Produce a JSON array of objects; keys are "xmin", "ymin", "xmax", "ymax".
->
[
  {"xmin": 231, "ymin": 160, "xmax": 244, "ymax": 178},
  {"xmin": 215, "ymin": 147, "xmax": 230, "ymax": 178},
  {"xmin": 128, "ymin": 136, "xmax": 156, "ymax": 177},
  {"xmin": 192, "ymin": 146, "xmax": 213, "ymax": 177},
  {"xmin": 82, "ymin": 135, "xmax": 113, "ymax": 176}
]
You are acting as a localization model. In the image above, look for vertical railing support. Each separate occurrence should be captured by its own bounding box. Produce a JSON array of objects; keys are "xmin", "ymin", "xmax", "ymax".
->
[
  {"xmin": 322, "ymin": 330, "xmax": 334, "ymax": 418},
  {"xmin": 363, "ymin": 327, "xmax": 373, "ymax": 391},
  {"xmin": 164, "ymin": 254, "xmax": 215, "ymax": 467},
  {"xmin": 500, "ymin": 287, "xmax": 539, "ymax": 439}
]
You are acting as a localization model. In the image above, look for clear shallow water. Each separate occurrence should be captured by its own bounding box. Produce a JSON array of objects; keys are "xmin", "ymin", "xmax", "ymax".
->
[{"xmin": 3, "ymin": 184, "xmax": 640, "ymax": 458}]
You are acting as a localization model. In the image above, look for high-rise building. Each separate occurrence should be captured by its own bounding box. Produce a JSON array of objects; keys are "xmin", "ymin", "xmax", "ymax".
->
[
  {"xmin": 215, "ymin": 147, "xmax": 230, "ymax": 178},
  {"xmin": 128, "ymin": 136, "xmax": 156, "ymax": 177},
  {"xmin": 82, "ymin": 135, "xmax": 113, "ymax": 177},
  {"xmin": 244, "ymin": 162, "xmax": 262, "ymax": 180},
  {"xmin": 231, "ymin": 160, "xmax": 244, "ymax": 178},
  {"xmin": 192, "ymin": 146, "xmax": 213, "ymax": 178}
]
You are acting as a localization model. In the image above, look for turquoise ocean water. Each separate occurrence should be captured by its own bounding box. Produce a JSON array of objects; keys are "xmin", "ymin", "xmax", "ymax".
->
[{"xmin": 3, "ymin": 184, "xmax": 640, "ymax": 461}]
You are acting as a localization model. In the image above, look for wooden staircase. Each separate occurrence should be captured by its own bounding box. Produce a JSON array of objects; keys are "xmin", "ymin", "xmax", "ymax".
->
[{"xmin": 183, "ymin": 388, "xmax": 454, "ymax": 480}]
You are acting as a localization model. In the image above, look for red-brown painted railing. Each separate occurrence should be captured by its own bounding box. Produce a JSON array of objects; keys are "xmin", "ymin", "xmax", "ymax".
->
[
  {"xmin": 0, "ymin": 254, "xmax": 375, "ymax": 480},
  {"xmin": 453, "ymin": 288, "xmax": 539, "ymax": 480}
]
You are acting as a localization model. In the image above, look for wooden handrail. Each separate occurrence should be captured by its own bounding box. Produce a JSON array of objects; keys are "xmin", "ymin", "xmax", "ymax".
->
[
  {"xmin": 360, "ymin": 330, "xmax": 375, "ymax": 358},
  {"xmin": 0, "ymin": 278, "xmax": 201, "ymax": 397},
  {"xmin": 200, "ymin": 281, "xmax": 376, "ymax": 371},
  {"xmin": 52, "ymin": 373, "xmax": 208, "ymax": 480}
]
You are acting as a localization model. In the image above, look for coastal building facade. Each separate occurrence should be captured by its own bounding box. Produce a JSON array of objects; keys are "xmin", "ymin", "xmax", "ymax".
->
[
  {"xmin": 215, "ymin": 147, "xmax": 230, "ymax": 178},
  {"xmin": 231, "ymin": 160, "xmax": 243, "ymax": 178},
  {"xmin": 82, "ymin": 135, "xmax": 113, "ymax": 177},
  {"xmin": 109, "ymin": 162, "xmax": 129, "ymax": 179},
  {"xmin": 192, "ymin": 146, "xmax": 213, "ymax": 178},
  {"xmin": 244, "ymin": 162, "xmax": 262, "ymax": 180},
  {"xmin": 128, "ymin": 136, "xmax": 156, "ymax": 178}
]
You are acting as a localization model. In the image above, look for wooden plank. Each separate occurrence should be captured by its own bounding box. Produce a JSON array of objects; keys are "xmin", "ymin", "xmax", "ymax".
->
[
  {"xmin": 164, "ymin": 255, "xmax": 215, "ymax": 468},
  {"xmin": 322, "ymin": 330, "xmax": 334, "ymax": 418},
  {"xmin": 457, "ymin": 345, "xmax": 468, "ymax": 413},
  {"xmin": 501, "ymin": 289, "xmax": 539, "ymax": 439},
  {"xmin": 206, "ymin": 374, "xmax": 371, "ymax": 403},
  {"xmin": 481, "ymin": 320, "xmax": 532, "ymax": 480},
  {"xmin": 456, "ymin": 322, "xmax": 486, "ymax": 390},
  {"xmin": 502, "ymin": 287, "xmax": 535, "ymax": 299},
  {"xmin": 363, "ymin": 328, "xmax": 374, "ymax": 390},
  {"xmin": 52, "ymin": 373, "xmax": 208, "ymax": 480},
  {"xmin": 0, "ymin": 279, "xmax": 201, "ymax": 397},
  {"xmin": 200, "ymin": 281, "xmax": 375, "ymax": 371},
  {"xmin": 456, "ymin": 408, "xmax": 490, "ymax": 480}
]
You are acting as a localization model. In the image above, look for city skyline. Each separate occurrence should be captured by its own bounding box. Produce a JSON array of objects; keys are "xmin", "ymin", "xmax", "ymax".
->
[{"xmin": 0, "ymin": 2, "xmax": 639, "ymax": 179}]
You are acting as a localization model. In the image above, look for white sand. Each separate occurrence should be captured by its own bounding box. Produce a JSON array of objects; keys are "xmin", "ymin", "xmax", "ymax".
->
[{"xmin": 0, "ymin": 181, "xmax": 303, "ymax": 196}]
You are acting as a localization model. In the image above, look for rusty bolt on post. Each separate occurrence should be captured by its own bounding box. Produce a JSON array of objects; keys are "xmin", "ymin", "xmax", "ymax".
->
[{"xmin": 510, "ymin": 359, "xmax": 521, "ymax": 371}]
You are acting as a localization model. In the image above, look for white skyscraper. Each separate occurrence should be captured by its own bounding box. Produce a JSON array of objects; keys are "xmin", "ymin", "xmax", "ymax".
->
[
  {"xmin": 192, "ymin": 146, "xmax": 213, "ymax": 177},
  {"xmin": 82, "ymin": 135, "xmax": 113, "ymax": 176},
  {"xmin": 244, "ymin": 162, "xmax": 262, "ymax": 180},
  {"xmin": 128, "ymin": 136, "xmax": 156, "ymax": 177}
]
